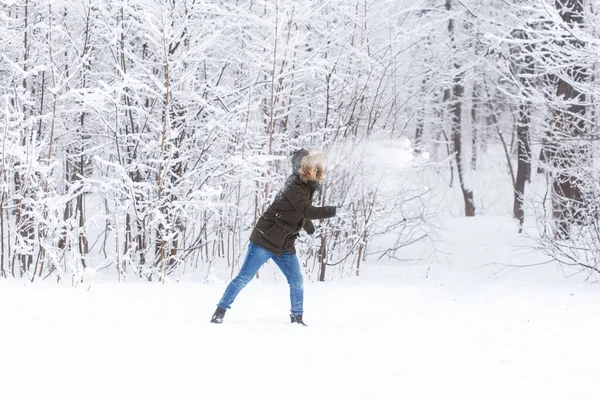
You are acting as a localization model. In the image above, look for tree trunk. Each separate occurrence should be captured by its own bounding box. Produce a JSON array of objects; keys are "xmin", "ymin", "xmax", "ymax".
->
[
  {"xmin": 512, "ymin": 30, "xmax": 533, "ymax": 232},
  {"xmin": 450, "ymin": 79, "xmax": 475, "ymax": 216},
  {"xmin": 318, "ymin": 234, "xmax": 327, "ymax": 282},
  {"xmin": 513, "ymin": 103, "xmax": 532, "ymax": 231},
  {"xmin": 471, "ymin": 84, "xmax": 479, "ymax": 170},
  {"xmin": 157, "ymin": 35, "xmax": 171, "ymax": 281},
  {"xmin": 550, "ymin": 0, "xmax": 587, "ymax": 239},
  {"xmin": 414, "ymin": 77, "xmax": 428, "ymax": 154},
  {"xmin": 447, "ymin": 0, "xmax": 475, "ymax": 217}
]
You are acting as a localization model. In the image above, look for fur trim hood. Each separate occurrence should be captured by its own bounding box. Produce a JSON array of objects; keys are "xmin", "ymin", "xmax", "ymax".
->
[{"xmin": 291, "ymin": 148, "xmax": 326, "ymax": 184}]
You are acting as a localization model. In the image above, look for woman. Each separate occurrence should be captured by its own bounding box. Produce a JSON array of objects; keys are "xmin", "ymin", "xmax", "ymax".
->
[{"xmin": 211, "ymin": 148, "xmax": 337, "ymax": 326}]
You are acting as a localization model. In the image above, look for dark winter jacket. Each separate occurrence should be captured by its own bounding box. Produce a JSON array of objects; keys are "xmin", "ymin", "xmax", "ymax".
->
[{"xmin": 249, "ymin": 171, "xmax": 336, "ymax": 255}]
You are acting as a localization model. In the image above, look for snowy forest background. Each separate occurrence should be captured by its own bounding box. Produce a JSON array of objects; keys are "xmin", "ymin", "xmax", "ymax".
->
[{"xmin": 1, "ymin": 0, "xmax": 600, "ymax": 284}]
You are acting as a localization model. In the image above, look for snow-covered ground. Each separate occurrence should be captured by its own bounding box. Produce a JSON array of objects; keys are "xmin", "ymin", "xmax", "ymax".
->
[{"xmin": 2, "ymin": 216, "xmax": 599, "ymax": 400}]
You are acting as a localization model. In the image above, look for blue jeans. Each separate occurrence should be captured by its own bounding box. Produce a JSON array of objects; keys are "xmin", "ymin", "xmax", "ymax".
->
[{"xmin": 217, "ymin": 243, "xmax": 304, "ymax": 316}]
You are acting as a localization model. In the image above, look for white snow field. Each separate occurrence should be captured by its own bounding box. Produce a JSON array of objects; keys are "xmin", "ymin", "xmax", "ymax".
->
[{"xmin": 2, "ymin": 216, "xmax": 600, "ymax": 400}]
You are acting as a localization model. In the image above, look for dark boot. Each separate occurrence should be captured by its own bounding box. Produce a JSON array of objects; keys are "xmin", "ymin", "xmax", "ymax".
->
[
  {"xmin": 211, "ymin": 306, "xmax": 226, "ymax": 324},
  {"xmin": 290, "ymin": 314, "xmax": 307, "ymax": 326}
]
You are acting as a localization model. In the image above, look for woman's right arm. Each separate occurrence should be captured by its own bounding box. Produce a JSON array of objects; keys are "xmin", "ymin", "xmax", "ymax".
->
[{"xmin": 284, "ymin": 185, "xmax": 336, "ymax": 220}]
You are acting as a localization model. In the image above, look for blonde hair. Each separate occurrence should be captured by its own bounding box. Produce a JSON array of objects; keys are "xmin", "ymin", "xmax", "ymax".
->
[{"xmin": 298, "ymin": 149, "xmax": 326, "ymax": 183}]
